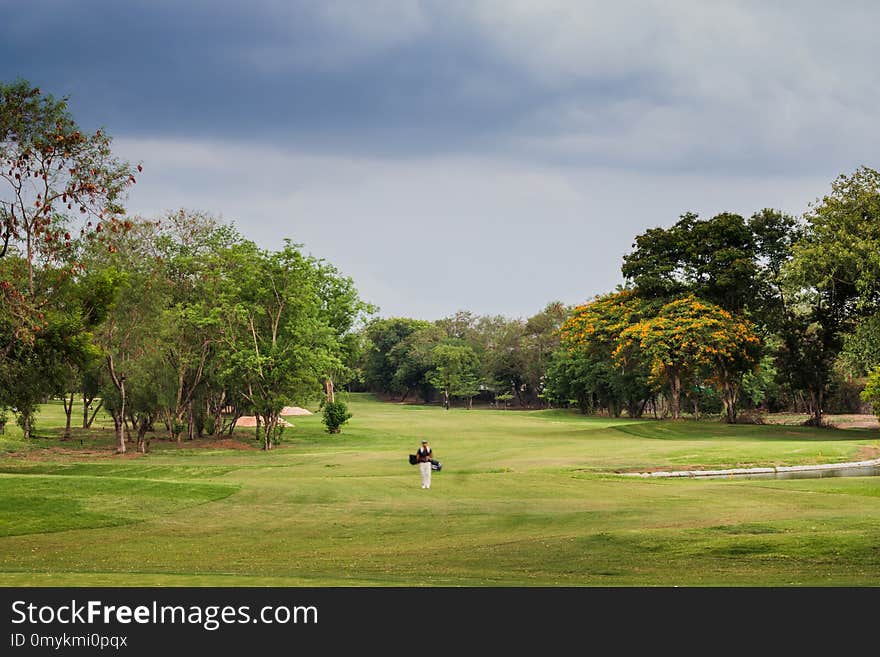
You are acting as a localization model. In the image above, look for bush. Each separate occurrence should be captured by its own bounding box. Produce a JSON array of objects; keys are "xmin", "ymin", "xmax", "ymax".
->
[
  {"xmin": 860, "ymin": 367, "xmax": 880, "ymax": 419},
  {"xmin": 322, "ymin": 401, "xmax": 352, "ymax": 434}
]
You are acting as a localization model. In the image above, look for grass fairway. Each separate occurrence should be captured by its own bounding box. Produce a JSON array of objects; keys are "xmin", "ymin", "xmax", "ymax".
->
[{"xmin": 1, "ymin": 394, "xmax": 879, "ymax": 586}]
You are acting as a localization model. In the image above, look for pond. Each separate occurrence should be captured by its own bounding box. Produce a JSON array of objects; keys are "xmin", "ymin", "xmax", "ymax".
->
[
  {"xmin": 625, "ymin": 460, "xmax": 880, "ymax": 480},
  {"xmin": 707, "ymin": 464, "xmax": 880, "ymax": 480}
]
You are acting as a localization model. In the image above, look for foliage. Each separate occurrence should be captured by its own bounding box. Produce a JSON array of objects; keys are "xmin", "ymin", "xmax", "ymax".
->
[
  {"xmin": 614, "ymin": 296, "xmax": 761, "ymax": 421},
  {"xmin": 840, "ymin": 312, "xmax": 880, "ymax": 377},
  {"xmin": 622, "ymin": 212, "xmax": 759, "ymax": 312},
  {"xmin": 859, "ymin": 366, "xmax": 880, "ymax": 419},
  {"xmin": 362, "ymin": 318, "xmax": 432, "ymax": 396},
  {"xmin": 789, "ymin": 166, "xmax": 880, "ymax": 315},
  {"xmin": 0, "ymin": 79, "xmax": 137, "ymax": 439},
  {"xmin": 784, "ymin": 167, "xmax": 880, "ymax": 423},
  {"xmin": 322, "ymin": 400, "xmax": 352, "ymax": 434},
  {"xmin": 551, "ymin": 289, "xmax": 654, "ymax": 416},
  {"xmin": 428, "ymin": 343, "xmax": 481, "ymax": 409}
]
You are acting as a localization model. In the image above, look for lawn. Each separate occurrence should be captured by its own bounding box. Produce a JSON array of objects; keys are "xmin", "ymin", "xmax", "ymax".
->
[{"xmin": 0, "ymin": 394, "xmax": 879, "ymax": 586}]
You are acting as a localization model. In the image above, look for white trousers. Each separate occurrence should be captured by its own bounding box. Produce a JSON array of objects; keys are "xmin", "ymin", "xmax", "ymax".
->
[{"xmin": 419, "ymin": 461, "xmax": 432, "ymax": 488}]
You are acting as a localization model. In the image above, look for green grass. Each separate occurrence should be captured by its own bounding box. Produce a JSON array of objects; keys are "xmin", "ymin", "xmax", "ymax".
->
[{"xmin": 1, "ymin": 393, "xmax": 879, "ymax": 586}]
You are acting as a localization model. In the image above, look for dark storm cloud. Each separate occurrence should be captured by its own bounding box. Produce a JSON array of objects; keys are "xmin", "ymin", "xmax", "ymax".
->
[
  {"xmin": 8, "ymin": 0, "xmax": 857, "ymax": 174},
  {"xmin": 3, "ymin": 1, "xmax": 878, "ymax": 318},
  {"xmin": 1, "ymin": 1, "xmax": 542, "ymax": 154},
  {"xmin": 5, "ymin": 0, "xmax": 877, "ymax": 176}
]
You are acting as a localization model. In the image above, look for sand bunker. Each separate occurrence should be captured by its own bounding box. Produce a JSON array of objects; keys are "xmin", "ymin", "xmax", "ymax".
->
[
  {"xmin": 236, "ymin": 416, "xmax": 294, "ymax": 427},
  {"xmin": 281, "ymin": 406, "xmax": 313, "ymax": 416}
]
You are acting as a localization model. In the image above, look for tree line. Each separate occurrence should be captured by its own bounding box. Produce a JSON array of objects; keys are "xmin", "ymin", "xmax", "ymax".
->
[
  {"xmin": 0, "ymin": 80, "xmax": 371, "ymax": 451},
  {"xmin": 356, "ymin": 172, "xmax": 880, "ymax": 426},
  {"xmin": 4, "ymin": 78, "xmax": 880, "ymax": 449}
]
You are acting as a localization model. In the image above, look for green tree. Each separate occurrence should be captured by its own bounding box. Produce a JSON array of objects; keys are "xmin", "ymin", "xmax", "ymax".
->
[
  {"xmin": 219, "ymin": 241, "xmax": 336, "ymax": 450},
  {"xmin": 362, "ymin": 318, "xmax": 432, "ymax": 397},
  {"xmin": 860, "ymin": 367, "xmax": 880, "ymax": 420},
  {"xmin": 840, "ymin": 313, "xmax": 880, "ymax": 377},
  {"xmin": 87, "ymin": 219, "xmax": 167, "ymax": 453},
  {"xmin": 313, "ymin": 260, "xmax": 375, "ymax": 404},
  {"xmin": 388, "ymin": 325, "xmax": 446, "ymax": 402},
  {"xmin": 151, "ymin": 210, "xmax": 237, "ymax": 443},
  {"xmin": 428, "ymin": 343, "xmax": 481, "ymax": 410},
  {"xmin": 784, "ymin": 167, "xmax": 880, "ymax": 424},
  {"xmin": 621, "ymin": 212, "xmax": 758, "ymax": 312},
  {"xmin": 1, "ymin": 80, "xmax": 137, "ymax": 269},
  {"xmin": 322, "ymin": 400, "xmax": 352, "ymax": 434},
  {"xmin": 1, "ymin": 80, "xmax": 137, "ymax": 439}
]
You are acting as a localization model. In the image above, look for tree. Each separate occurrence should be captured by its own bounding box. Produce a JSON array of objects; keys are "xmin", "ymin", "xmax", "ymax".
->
[
  {"xmin": 362, "ymin": 318, "xmax": 432, "ymax": 397},
  {"xmin": 1, "ymin": 79, "xmax": 137, "ymax": 442},
  {"xmin": 1, "ymin": 79, "xmax": 137, "ymax": 298},
  {"xmin": 622, "ymin": 212, "xmax": 759, "ymax": 312},
  {"xmin": 840, "ymin": 313, "xmax": 880, "ymax": 377},
  {"xmin": 615, "ymin": 296, "xmax": 761, "ymax": 421},
  {"xmin": 784, "ymin": 167, "xmax": 880, "ymax": 423},
  {"xmin": 428, "ymin": 344, "xmax": 481, "ymax": 410},
  {"xmin": 151, "ymin": 211, "xmax": 237, "ymax": 443},
  {"xmin": 551, "ymin": 289, "xmax": 655, "ymax": 416},
  {"xmin": 313, "ymin": 260, "xmax": 375, "ymax": 404},
  {"xmin": 87, "ymin": 220, "xmax": 167, "ymax": 453},
  {"xmin": 789, "ymin": 167, "xmax": 880, "ymax": 314},
  {"xmin": 322, "ymin": 400, "xmax": 352, "ymax": 434},
  {"xmin": 387, "ymin": 325, "xmax": 446, "ymax": 402},
  {"xmin": 860, "ymin": 366, "xmax": 880, "ymax": 420},
  {"xmin": 219, "ymin": 241, "xmax": 336, "ymax": 450}
]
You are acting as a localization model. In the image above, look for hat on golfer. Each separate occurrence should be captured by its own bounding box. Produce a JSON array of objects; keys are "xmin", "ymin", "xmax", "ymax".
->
[{"xmin": 421, "ymin": 440, "xmax": 428, "ymax": 444}]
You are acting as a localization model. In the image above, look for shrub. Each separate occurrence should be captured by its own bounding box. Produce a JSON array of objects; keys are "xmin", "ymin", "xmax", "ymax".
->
[
  {"xmin": 860, "ymin": 367, "xmax": 880, "ymax": 419},
  {"xmin": 322, "ymin": 400, "xmax": 352, "ymax": 434}
]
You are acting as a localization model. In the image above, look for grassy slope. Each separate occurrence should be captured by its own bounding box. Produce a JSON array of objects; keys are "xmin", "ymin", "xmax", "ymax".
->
[{"xmin": 0, "ymin": 394, "xmax": 879, "ymax": 586}]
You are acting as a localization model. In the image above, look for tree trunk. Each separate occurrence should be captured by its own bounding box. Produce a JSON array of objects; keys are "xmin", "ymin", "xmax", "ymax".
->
[
  {"xmin": 670, "ymin": 373, "xmax": 681, "ymax": 420},
  {"xmin": 467, "ymin": 396, "xmax": 472, "ymax": 410},
  {"xmin": 62, "ymin": 391, "xmax": 74, "ymax": 439},
  {"xmin": 513, "ymin": 385, "xmax": 526, "ymax": 408},
  {"xmin": 111, "ymin": 409, "xmax": 126, "ymax": 454},
  {"xmin": 808, "ymin": 388, "xmax": 823, "ymax": 426},
  {"xmin": 187, "ymin": 399, "xmax": 195, "ymax": 441},
  {"xmin": 443, "ymin": 388, "xmax": 450, "ymax": 410},
  {"xmin": 261, "ymin": 413, "xmax": 277, "ymax": 450},
  {"xmin": 211, "ymin": 390, "xmax": 225, "ymax": 436},
  {"xmin": 21, "ymin": 413, "xmax": 32, "ymax": 440},
  {"xmin": 722, "ymin": 380, "xmax": 739, "ymax": 424},
  {"xmin": 116, "ymin": 377, "xmax": 126, "ymax": 453},
  {"xmin": 324, "ymin": 377, "xmax": 335, "ymax": 404},
  {"xmin": 136, "ymin": 415, "xmax": 150, "ymax": 454},
  {"xmin": 106, "ymin": 355, "xmax": 126, "ymax": 453},
  {"xmin": 85, "ymin": 397, "xmax": 103, "ymax": 429}
]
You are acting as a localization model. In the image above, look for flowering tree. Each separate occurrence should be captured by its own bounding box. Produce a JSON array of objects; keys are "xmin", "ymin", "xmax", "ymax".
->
[
  {"xmin": 614, "ymin": 296, "xmax": 761, "ymax": 421},
  {"xmin": 551, "ymin": 289, "xmax": 655, "ymax": 416}
]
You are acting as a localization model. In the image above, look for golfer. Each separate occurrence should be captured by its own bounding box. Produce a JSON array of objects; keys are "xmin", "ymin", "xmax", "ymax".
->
[{"xmin": 417, "ymin": 439, "xmax": 433, "ymax": 489}]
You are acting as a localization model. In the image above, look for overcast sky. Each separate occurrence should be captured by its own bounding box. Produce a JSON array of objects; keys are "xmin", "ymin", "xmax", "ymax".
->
[{"xmin": 3, "ymin": 1, "xmax": 877, "ymax": 319}]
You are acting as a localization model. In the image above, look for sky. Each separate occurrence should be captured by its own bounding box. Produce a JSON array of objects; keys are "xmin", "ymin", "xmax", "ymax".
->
[{"xmin": 2, "ymin": 1, "xmax": 878, "ymax": 320}]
